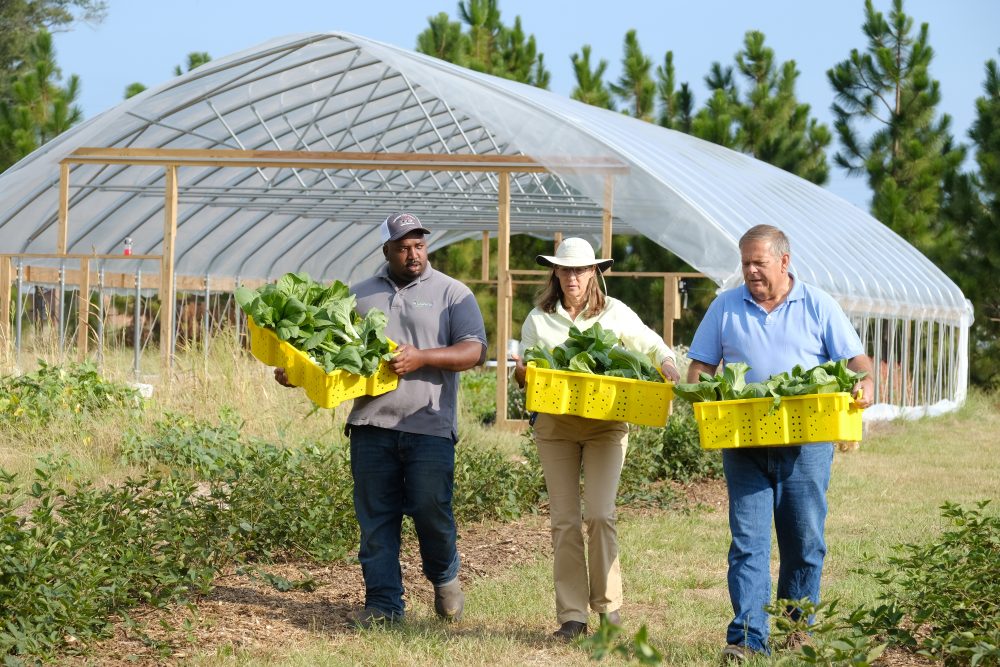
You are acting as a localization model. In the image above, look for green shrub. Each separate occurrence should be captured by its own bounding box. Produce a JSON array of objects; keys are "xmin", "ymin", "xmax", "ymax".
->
[
  {"xmin": 0, "ymin": 360, "xmax": 141, "ymax": 427},
  {"xmin": 453, "ymin": 440, "xmax": 545, "ymax": 522},
  {"xmin": 0, "ymin": 460, "xmax": 233, "ymax": 661},
  {"xmin": 771, "ymin": 501, "xmax": 1000, "ymax": 666},
  {"xmin": 619, "ymin": 402, "xmax": 722, "ymax": 506}
]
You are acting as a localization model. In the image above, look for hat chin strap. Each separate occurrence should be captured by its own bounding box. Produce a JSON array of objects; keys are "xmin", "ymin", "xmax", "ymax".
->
[{"xmin": 599, "ymin": 270, "xmax": 610, "ymax": 298}]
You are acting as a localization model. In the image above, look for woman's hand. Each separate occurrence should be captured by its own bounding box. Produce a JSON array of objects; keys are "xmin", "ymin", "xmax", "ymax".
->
[
  {"xmin": 273, "ymin": 367, "xmax": 294, "ymax": 387},
  {"xmin": 660, "ymin": 358, "xmax": 681, "ymax": 383},
  {"xmin": 512, "ymin": 354, "xmax": 527, "ymax": 388}
]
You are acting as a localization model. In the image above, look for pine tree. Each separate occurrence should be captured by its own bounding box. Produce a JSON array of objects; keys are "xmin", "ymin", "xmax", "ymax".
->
[
  {"xmin": 692, "ymin": 32, "xmax": 829, "ymax": 183},
  {"xmin": 964, "ymin": 53, "xmax": 1000, "ymax": 386},
  {"xmin": 656, "ymin": 51, "xmax": 693, "ymax": 131},
  {"xmin": 609, "ymin": 30, "xmax": 655, "ymax": 121},
  {"xmin": 734, "ymin": 32, "xmax": 830, "ymax": 184},
  {"xmin": 0, "ymin": 30, "xmax": 82, "ymax": 170},
  {"xmin": 416, "ymin": 12, "xmax": 465, "ymax": 63},
  {"xmin": 415, "ymin": 1, "xmax": 549, "ymax": 88},
  {"xmin": 570, "ymin": 45, "xmax": 614, "ymax": 110},
  {"xmin": 828, "ymin": 0, "xmax": 964, "ymax": 260}
]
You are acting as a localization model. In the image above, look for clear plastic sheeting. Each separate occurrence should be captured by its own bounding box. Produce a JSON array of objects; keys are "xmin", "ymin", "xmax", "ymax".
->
[{"xmin": 0, "ymin": 32, "xmax": 972, "ymax": 409}]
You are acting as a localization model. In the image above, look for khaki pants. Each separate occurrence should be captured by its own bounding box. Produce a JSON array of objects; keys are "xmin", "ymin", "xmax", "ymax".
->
[{"xmin": 533, "ymin": 413, "xmax": 629, "ymax": 624}]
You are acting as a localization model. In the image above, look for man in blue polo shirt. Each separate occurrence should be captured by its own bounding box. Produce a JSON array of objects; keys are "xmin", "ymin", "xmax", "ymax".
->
[{"xmin": 687, "ymin": 224, "xmax": 874, "ymax": 661}]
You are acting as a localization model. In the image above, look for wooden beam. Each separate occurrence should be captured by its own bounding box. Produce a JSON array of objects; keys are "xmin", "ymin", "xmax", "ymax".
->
[
  {"xmin": 62, "ymin": 147, "xmax": 629, "ymax": 175},
  {"xmin": 58, "ymin": 163, "xmax": 69, "ymax": 254},
  {"xmin": 77, "ymin": 258, "xmax": 90, "ymax": 359},
  {"xmin": 495, "ymin": 172, "xmax": 513, "ymax": 430},
  {"xmin": 481, "ymin": 231, "xmax": 490, "ymax": 282},
  {"xmin": 0, "ymin": 256, "xmax": 11, "ymax": 351},
  {"xmin": 601, "ymin": 174, "xmax": 614, "ymax": 259},
  {"xmin": 663, "ymin": 275, "xmax": 680, "ymax": 347},
  {"xmin": 160, "ymin": 165, "xmax": 178, "ymax": 372}
]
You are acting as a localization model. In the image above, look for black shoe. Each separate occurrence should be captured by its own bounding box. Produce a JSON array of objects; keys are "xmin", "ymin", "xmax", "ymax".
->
[
  {"xmin": 599, "ymin": 610, "xmax": 621, "ymax": 625},
  {"xmin": 433, "ymin": 578, "xmax": 465, "ymax": 622},
  {"xmin": 346, "ymin": 606, "xmax": 399, "ymax": 629},
  {"xmin": 721, "ymin": 644, "xmax": 764, "ymax": 662},
  {"xmin": 553, "ymin": 620, "xmax": 587, "ymax": 641}
]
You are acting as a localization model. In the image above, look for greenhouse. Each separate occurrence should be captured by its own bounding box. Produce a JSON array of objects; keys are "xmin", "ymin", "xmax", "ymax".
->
[{"xmin": 0, "ymin": 32, "xmax": 972, "ymax": 420}]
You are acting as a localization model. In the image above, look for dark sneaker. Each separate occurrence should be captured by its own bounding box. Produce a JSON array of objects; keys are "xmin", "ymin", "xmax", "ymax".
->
[
  {"xmin": 599, "ymin": 610, "xmax": 622, "ymax": 626},
  {"xmin": 433, "ymin": 578, "xmax": 465, "ymax": 622},
  {"xmin": 722, "ymin": 644, "xmax": 765, "ymax": 662},
  {"xmin": 346, "ymin": 606, "xmax": 399, "ymax": 629},
  {"xmin": 553, "ymin": 620, "xmax": 588, "ymax": 641}
]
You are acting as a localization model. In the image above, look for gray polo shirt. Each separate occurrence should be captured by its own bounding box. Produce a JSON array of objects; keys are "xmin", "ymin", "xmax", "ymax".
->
[{"xmin": 347, "ymin": 261, "xmax": 487, "ymax": 440}]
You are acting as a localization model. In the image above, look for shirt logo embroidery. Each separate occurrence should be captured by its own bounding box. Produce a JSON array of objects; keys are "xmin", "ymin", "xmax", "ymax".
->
[{"xmin": 411, "ymin": 300, "xmax": 433, "ymax": 307}]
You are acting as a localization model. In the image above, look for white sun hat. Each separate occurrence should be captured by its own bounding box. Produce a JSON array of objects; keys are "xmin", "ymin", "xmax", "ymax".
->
[{"xmin": 535, "ymin": 237, "xmax": 614, "ymax": 272}]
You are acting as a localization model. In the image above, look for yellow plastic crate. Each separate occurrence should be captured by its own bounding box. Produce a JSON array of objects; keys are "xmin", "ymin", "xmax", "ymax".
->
[
  {"xmin": 524, "ymin": 363, "xmax": 674, "ymax": 427},
  {"xmin": 247, "ymin": 318, "xmax": 398, "ymax": 409},
  {"xmin": 692, "ymin": 392, "xmax": 862, "ymax": 449}
]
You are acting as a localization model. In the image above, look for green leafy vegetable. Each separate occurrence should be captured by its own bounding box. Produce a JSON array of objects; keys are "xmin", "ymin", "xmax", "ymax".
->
[
  {"xmin": 235, "ymin": 273, "xmax": 393, "ymax": 376},
  {"xmin": 674, "ymin": 359, "xmax": 867, "ymax": 409},
  {"xmin": 523, "ymin": 323, "xmax": 664, "ymax": 383}
]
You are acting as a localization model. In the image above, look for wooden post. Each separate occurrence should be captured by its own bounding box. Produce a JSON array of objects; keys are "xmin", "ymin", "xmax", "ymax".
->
[
  {"xmin": 77, "ymin": 258, "xmax": 90, "ymax": 358},
  {"xmin": 662, "ymin": 275, "xmax": 681, "ymax": 347},
  {"xmin": 160, "ymin": 165, "xmax": 179, "ymax": 372},
  {"xmin": 58, "ymin": 164, "xmax": 70, "ymax": 253},
  {"xmin": 481, "ymin": 230, "xmax": 490, "ymax": 282},
  {"xmin": 495, "ymin": 172, "xmax": 512, "ymax": 429},
  {"xmin": 553, "ymin": 232, "xmax": 563, "ymax": 249},
  {"xmin": 601, "ymin": 174, "xmax": 614, "ymax": 260},
  {"xmin": 0, "ymin": 256, "xmax": 11, "ymax": 351}
]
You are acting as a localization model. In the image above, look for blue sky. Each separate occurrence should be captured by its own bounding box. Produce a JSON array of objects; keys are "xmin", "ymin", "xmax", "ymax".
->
[{"xmin": 51, "ymin": 0, "xmax": 999, "ymax": 210}]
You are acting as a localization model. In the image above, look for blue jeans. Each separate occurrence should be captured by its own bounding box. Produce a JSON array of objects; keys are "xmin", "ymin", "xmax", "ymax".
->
[
  {"xmin": 349, "ymin": 425, "xmax": 460, "ymax": 618},
  {"xmin": 722, "ymin": 443, "xmax": 834, "ymax": 652}
]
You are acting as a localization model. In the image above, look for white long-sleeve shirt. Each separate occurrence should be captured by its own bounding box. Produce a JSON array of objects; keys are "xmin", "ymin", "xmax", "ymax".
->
[{"xmin": 519, "ymin": 295, "xmax": 675, "ymax": 366}]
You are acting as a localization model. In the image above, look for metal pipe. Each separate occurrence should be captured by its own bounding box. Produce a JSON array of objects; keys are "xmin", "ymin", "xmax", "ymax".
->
[
  {"xmin": 203, "ymin": 274, "xmax": 211, "ymax": 359},
  {"xmin": 234, "ymin": 274, "xmax": 242, "ymax": 345},
  {"xmin": 58, "ymin": 263, "xmax": 66, "ymax": 356},
  {"xmin": 14, "ymin": 261, "xmax": 23, "ymax": 361},
  {"xmin": 96, "ymin": 268, "xmax": 105, "ymax": 368},
  {"xmin": 133, "ymin": 270, "xmax": 142, "ymax": 379}
]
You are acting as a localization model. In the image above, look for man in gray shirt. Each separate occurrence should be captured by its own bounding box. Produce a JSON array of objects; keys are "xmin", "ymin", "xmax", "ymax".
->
[{"xmin": 344, "ymin": 212, "xmax": 487, "ymax": 627}]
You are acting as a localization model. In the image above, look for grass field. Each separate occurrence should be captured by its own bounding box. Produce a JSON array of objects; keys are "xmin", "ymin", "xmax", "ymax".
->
[{"xmin": 2, "ymin": 345, "xmax": 998, "ymax": 665}]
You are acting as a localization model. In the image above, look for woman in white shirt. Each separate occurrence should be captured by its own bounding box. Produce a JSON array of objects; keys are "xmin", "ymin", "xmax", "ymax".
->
[{"xmin": 513, "ymin": 237, "xmax": 680, "ymax": 641}]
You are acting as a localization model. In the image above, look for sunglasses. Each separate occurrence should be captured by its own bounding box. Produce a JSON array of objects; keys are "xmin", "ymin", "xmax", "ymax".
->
[{"xmin": 555, "ymin": 265, "xmax": 595, "ymax": 276}]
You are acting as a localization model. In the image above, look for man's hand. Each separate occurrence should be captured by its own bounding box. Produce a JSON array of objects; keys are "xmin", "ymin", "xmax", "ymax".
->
[
  {"xmin": 387, "ymin": 343, "xmax": 425, "ymax": 376},
  {"xmin": 660, "ymin": 358, "xmax": 681, "ymax": 383},
  {"xmin": 274, "ymin": 367, "xmax": 294, "ymax": 387},
  {"xmin": 852, "ymin": 375, "xmax": 875, "ymax": 409}
]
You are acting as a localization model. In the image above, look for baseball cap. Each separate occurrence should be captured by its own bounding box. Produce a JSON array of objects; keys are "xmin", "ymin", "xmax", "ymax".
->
[{"xmin": 380, "ymin": 212, "xmax": 431, "ymax": 242}]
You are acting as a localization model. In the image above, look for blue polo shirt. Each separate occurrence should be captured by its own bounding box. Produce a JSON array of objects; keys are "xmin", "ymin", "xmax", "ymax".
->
[{"xmin": 688, "ymin": 276, "xmax": 864, "ymax": 383}]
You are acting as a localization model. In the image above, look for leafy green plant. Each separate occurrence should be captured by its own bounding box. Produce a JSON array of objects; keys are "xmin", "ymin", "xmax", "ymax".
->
[
  {"xmin": 769, "ymin": 502, "xmax": 1000, "ymax": 667},
  {"xmin": 453, "ymin": 440, "xmax": 545, "ymax": 522},
  {"xmin": 235, "ymin": 272, "xmax": 393, "ymax": 376},
  {"xmin": 524, "ymin": 323, "xmax": 664, "ymax": 382},
  {"xmin": 618, "ymin": 402, "xmax": 721, "ymax": 507},
  {"xmin": 579, "ymin": 617, "xmax": 664, "ymax": 664},
  {"xmin": 0, "ymin": 360, "xmax": 141, "ymax": 427},
  {"xmin": 673, "ymin": 360, "xmax": 866, "ymax": 408}
]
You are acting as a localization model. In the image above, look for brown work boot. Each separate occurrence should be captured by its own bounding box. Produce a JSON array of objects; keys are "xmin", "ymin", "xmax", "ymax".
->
[
  {"xmin": 553, "ymin": 620, "xmax": 588, "ymax": 641},
  {"xmin": 433, "ymin": 577, "xmax": 465, "ymax": 622}
]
